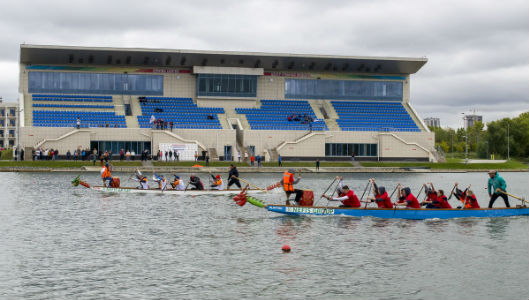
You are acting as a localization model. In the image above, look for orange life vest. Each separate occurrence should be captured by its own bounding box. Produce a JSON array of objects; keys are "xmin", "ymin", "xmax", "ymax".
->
[
  {"xmin": 283, "ymin": 171, "xmax": 294, "ymax": 192},
  {"xmin": 214, "ymin": 179, "xmax": 222, "ymax": 186},
  {"xmin": 101, "ymin": 166, "xmax": 111, "ymax": 178}
]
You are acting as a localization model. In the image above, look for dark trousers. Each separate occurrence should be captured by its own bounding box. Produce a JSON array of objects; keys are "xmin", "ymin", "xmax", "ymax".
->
[
  {"xmin": 228, "ymin": 178, "xmax": 241, "ymax": 188},
  {"xmin": 489, "ymin": 193, "xmax": 510, "ymax": 208},
  {"xmin": 286, "ymin": 189, "xmax": 304, "ymax": 202}
]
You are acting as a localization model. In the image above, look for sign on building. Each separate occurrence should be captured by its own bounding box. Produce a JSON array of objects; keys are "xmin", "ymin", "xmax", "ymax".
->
[{"xmin": 158, "ymin": 143, "xmax": 197, "ymax": 161}]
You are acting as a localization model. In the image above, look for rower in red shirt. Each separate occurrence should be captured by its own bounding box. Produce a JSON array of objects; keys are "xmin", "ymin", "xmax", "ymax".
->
[
  {"xmin": 366, "ymin": 178, "xmax": 393, "ymax": 208},
  {"xmin": 454, "ymin": 182, "xmax": 473, "ymax": 209},
  {"xmin": 395, "ymin": 184, "xmax": 421, "ymax": 208},
  {"xmin": 322, "ymin": 177, "xmax": 361, "ymax": 208},
  {"xmin": 463, "ymin": 189, "xmax": 480, "ymax": 209},
  {"xmin": 421, "ymin": 182, "xmax": 452, "ymax": 209}
]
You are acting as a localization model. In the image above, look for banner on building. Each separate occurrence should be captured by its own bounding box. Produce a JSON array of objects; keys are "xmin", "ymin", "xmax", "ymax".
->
[{"xmin": 158, "ymin": 143, "xmax": 197, "ymax": 161}]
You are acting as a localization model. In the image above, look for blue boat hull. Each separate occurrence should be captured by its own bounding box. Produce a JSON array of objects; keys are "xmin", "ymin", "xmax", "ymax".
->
[{"xmin": 266, "ymin": 205, "xmax": 529, "ymax": 220}]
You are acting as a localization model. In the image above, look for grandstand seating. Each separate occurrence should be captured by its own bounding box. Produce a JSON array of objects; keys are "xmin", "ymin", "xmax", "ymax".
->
[
  {"xmin": 332, "ymin": 101, "xmax": 420, "ymax": 132},
  {"xmin": 33, "ymin": 111, "xmax": 126, "ymax": 128},
  {"xmin": 33, "ymin": 104, "xmax": 114, "ymax": 109},
  {"xmin": 32, "ymin": 94, "xmax": 113, "ymax": 102},
  {"xmin": 137, "ymin": 97, "xmax": 224, "ymax": 129},
  {"xmin": 236, "ymin": 100, "xmax": 328, "ymax": 130},
  {"xmin": 31, "ymin": 94, "xmax": 125, "ymax": 128}
]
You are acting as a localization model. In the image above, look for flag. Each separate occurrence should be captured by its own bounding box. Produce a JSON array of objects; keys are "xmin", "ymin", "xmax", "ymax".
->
[{"xmin": 149, "ymin": 115, "xmax": 156, "ymax": 124}]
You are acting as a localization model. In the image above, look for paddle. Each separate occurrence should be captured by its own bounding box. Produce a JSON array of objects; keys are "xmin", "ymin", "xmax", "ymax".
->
[
  {"xmin": 446, "ymin": 184, "xmax": 457, "ymax": 200},
  {"xmin": 363, "ymin": 181, "xmax": 374, "ymax": 210},
  {"xmin": 389, "ymin": 184, "xmax": 399, "ymax": 198},
  {"xmin": 315, "ymin": 177, "xmax": 338, "ymax": 206},
  {"xmin": 392, "ymin": 184, "xmax": 409, "ymax": 215},
  {"xmin": 498, "ymin": 190, "xmax": 529, "ymax": 205},
  {"xmin": 324, "ymin": 179, "xmax": 341, "ymax": 209},
  {"xmin": 234, "ymin": 176, "xmax": 267, "ymax": 192},
  {"xmin": 415, "ymin": 185, "xmax": 425, "ymax": 199}
]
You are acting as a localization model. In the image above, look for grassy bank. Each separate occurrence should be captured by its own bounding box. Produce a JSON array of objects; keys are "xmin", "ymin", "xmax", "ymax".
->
[
  {"xmin": 152, "ymin": 161, "xmax": 248, "ymax": 167},
  {"xmin": 360, "ymin": 159, "xmax": 528, "ymax": 170},
  {"xmin": 0, "ymin": 161, "xmax": 142, "ymax": 168}
]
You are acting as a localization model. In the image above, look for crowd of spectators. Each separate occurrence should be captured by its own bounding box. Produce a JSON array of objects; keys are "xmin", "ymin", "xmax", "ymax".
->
[{"xmin": 287, "ymin": 113, "xmax": 314, "ymax": 124}]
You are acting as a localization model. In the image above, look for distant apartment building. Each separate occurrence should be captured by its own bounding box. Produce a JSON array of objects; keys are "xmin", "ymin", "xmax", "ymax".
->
[
  {"xmin": 463, "ymin": 114, "xmax": 483, "ymax": 129},
  {"xmin": 424, "ymin": 117, "xmax": 440, "ymax": 128},
  {"xmin": 0, "ymin": 99, "xmax": 19, "ymax": 149}
]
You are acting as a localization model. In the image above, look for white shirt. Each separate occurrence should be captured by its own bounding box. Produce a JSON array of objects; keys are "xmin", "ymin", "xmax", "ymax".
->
[
  {"xmin": 212, "ymin": 179, "xmax": 225, "ymax": 190},
  {"xmin": 173, "ymin": 179, "xmax": 186, "ymax": 190}
]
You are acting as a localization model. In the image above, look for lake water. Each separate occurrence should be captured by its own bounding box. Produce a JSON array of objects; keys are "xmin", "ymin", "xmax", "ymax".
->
[{"xmin": 0, "ymin": 171, "xmax": 528, "ymax": 300}]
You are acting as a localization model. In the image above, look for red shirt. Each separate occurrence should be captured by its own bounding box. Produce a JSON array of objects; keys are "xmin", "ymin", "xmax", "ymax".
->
[
  {"xmin": 437, "ymin": 195, "xmax": 452, "ymax": 208},
  {"xmin": 465, "ymin": 195, "xmax": 480, "ymax": 208},
  {"xmin": 405, "ymin": 194, "xmax": 421, "ymax": 208},
  {"xmin": 340, "ymin": 190, "xmax": 361, "ymax": 208},
  {"xmin": 375, "ymin": 192, "xmax": 393, "ymax": 208}
]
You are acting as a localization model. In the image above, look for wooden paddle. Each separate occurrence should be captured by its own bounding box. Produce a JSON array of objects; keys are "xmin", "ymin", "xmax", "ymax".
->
[
  {"xmin": 446, "ymin": 184, "xmax": 457, "ymax": 200},
  {"xmin": 363, "ymin": 181, "xmax": 374, "ymax": 210},
  {"xmin": 315, "ymin": 177, "xmax": 338, "ymax": 206},
  {"xmin": 498, "ymin": 190, "xmax": 529, "ymax": 205},
  {"xmin": 324, "ymin": 179, "xmax": 341, "ymax": 209},
  {"xmin": 234, "ymin": 176, "xmax": 267, "ymax": 192}
]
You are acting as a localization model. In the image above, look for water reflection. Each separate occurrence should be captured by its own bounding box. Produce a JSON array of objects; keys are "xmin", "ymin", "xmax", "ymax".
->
[
  {"xmin": 486, "ymin": 218, "xmax": 509, "ymax": 240},
  {"xmin": 335, "ymin": 216, "xmax": 361, "ymax": 230},
  {"xmin": 453, "ymin": 218, "xmax": 481, "ymax": 236},
  {"xmin": 423, "ymin": 219, "xmax": 449, "ymax": 233}
]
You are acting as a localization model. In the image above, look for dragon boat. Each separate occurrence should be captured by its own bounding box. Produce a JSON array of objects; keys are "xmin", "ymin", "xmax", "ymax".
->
[
  {"xmin": 72, "ymin": 176, "xmax": 265, "ymax": 196},
  {"xmin": 233, "ymin": 190, "xmax": 529, "ymax": 220}
]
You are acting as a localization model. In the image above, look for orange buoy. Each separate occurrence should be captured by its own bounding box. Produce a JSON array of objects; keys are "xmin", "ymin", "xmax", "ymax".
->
[{"xmin": 282, "ymin": 245, "xmax": 291, "ymax": 253}]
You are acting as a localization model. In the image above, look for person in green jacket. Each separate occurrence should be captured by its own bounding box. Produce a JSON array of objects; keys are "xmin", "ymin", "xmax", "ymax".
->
[{"xmin": 487, "ymin": 170, "xmax": 510, "ymax": 208}]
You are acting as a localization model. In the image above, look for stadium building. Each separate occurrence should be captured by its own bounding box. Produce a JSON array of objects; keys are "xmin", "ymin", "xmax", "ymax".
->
[{"xmin": 18, "ymin": 44, "xmax": 436, "ymax": 161}]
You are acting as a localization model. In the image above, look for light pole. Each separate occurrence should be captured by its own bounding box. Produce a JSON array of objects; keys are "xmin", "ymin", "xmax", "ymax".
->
[
  {"xmin": 450, "ymin": 132, "xmax": 453, "ymax": 158},
  {"xmin": 507, "ymin": 122, "xmax": 510, "ymax": 162},
  {"xmin": 16, "ymin": 107, "xmax": 24, "ymax": 161},
  {"xmin": 461, "ymin": 113, "xmax": 468, "ymax": 164}
]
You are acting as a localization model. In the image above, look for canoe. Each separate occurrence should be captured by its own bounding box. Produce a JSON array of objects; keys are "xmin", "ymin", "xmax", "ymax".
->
[
  {"xmin": 91, "ymin": 186, "xmax": 265, "ymax": 196},
  {"xmin": 264, "ymin": 205, "xmax": 529, "ymax": 220}
]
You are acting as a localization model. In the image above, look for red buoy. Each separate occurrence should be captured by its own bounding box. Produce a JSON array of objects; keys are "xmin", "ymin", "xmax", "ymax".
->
[{"xmin": 282, "ymin": 245, "xmax": 291, "ymax": 252}]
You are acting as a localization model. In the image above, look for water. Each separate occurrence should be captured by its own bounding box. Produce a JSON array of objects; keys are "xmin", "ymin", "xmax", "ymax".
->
[{"xmin": 0, "ymin": 171, "xmax": 528, "ymax": 300}]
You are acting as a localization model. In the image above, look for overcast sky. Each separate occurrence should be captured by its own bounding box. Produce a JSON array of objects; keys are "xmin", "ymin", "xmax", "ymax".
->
[{"xmin": 0, "ymin": 0, "xmax": 527, "ymax": 127}]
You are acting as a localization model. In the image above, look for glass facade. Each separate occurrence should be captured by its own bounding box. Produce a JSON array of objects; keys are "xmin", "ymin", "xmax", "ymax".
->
[
  {"xmin": 28, "ymin": 71, "xmax": 163, "ymax": 95},
  {"xmin": 285, "ymin": 79, "xmax": 403, "ymax": 101},
  {"xmin": 325, "ymin": 143, "xmax": 378, "ymax": 157},
  {"xmin": 90, "ymin": 141, "xmax": 151, "ymax": 154},
  {"xmin": 197, "ymin": 74, "xmax": 257, "ymax": 97}
]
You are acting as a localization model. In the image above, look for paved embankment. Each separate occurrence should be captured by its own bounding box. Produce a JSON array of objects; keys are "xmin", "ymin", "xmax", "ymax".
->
[{"xmin": 1, "ymin": 166, "xmax": 527, "ymax": 173}]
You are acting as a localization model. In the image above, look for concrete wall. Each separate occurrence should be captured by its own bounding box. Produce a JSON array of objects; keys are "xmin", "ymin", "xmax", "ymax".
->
[
  {"xmin": 242, "ymin": 129, "xmax": 435, "ymax": 160},
  {"xmin": 20, "ymin": 127, "xmax": 237, "ymax": 158}
]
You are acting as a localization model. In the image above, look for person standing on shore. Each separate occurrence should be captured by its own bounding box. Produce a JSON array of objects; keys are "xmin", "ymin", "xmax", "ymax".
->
[
  {"xmin": 278, "ymin": 155, "xmax": 282, "ymax": 167},
  {"xmin": 487, "ymin": 170, "xmax": 510, "ymax": 208},
  {"xmin": 315, "ymin": 159, "xmax": 320, "ymax": 171}
]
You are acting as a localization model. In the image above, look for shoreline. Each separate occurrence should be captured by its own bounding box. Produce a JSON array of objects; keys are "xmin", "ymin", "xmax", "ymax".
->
[{"xmin": 1, "ymin": 166, "xmax": 527, "ymax": 173}]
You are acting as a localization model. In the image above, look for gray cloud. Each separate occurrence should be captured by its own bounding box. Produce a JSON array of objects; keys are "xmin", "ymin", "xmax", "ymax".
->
[{"xmin": 0, "ymin": 0, "xmax": 527, "ymax": 127}]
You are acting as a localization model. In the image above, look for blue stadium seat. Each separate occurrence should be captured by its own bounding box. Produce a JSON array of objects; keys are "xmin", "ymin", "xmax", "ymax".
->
[
  {"xmin": 137, "ymin": 97, "xmax": 224, "ymax": 129},
  {"xmin": 331, "ymin": 101, "xmax": 420, "ymax": 132},
  {"xmin": 235, "ymin": 100, "xmax": 328, "ymax": 131}
]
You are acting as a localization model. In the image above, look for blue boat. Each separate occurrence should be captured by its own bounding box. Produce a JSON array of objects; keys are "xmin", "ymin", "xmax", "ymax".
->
[{"xmin": 265, "ymin": 205, "xmax": 529, "ymax": 220}]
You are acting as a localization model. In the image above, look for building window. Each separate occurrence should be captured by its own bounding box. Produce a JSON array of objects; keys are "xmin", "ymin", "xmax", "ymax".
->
[
  {"xmin": 197, "ymin": 74, "xmax": 257, "ymax": 97},
  {"xmin": 9, "ymin": 109, "xmax": 16, "ymax": 116},
  {"xmin": 325, "ymin": 143, "xmax": 377, "ymax": 157},
  {"xmin": 90, "ymin": 141, "xmax": 151, "ymax": 155},
  {"xmin": 285, "ymin": 79, "xmax": 403, "ymax": 101},
  {"xmin": 28, "ymin": 71, "xmax": 163, "ymax": 95}
]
